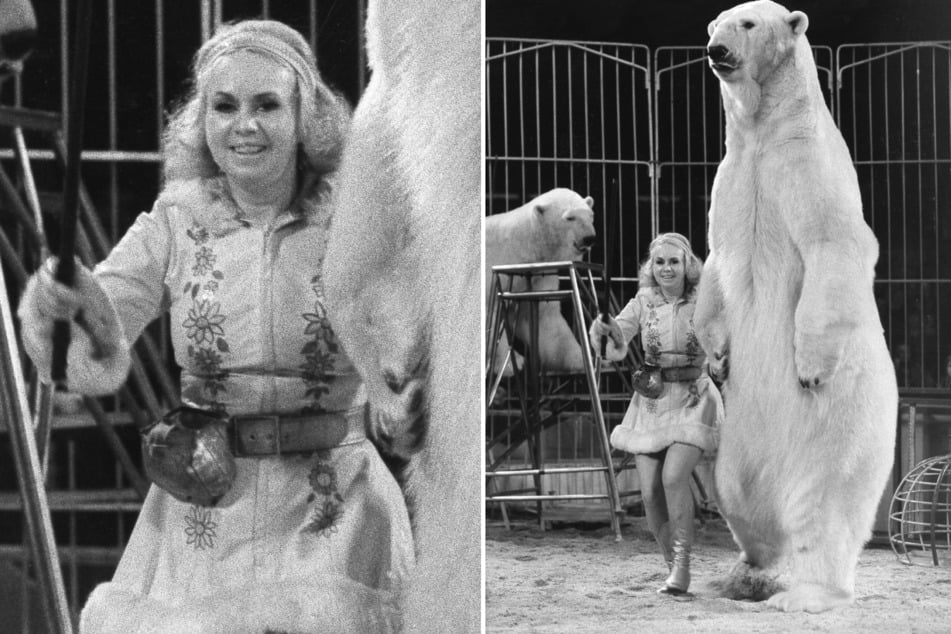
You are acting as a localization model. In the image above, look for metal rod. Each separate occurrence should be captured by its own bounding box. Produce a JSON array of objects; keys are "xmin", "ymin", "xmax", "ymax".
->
[
  {"xmin": 569, "ymin": 265, "xmax": 624, "ymax": 540},
  {"xmin": 487, "ymin": 465, "xmax": 617, "ymax": 477},
  {"xmin": 0, "ymin": 269, "xmax": 73, "ymax": 633}
]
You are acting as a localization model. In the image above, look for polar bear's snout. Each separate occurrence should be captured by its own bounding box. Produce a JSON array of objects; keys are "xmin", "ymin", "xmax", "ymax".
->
[
  {"xmin": 707, "ymin": 43, "xmax": 740, "ymax": 74},
  {"xmin": 707, "ymin": 44, "xmax": 730, "ymax": 64},
  {"xmin": 575, "ymin": 234, "xmax": 596, "ymax": 253}
]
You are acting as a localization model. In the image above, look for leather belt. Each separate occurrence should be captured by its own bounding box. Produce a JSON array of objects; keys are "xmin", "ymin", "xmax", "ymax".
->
[
  {"xmin": 660, "ymin": 366, "xmax": 703, "ymax": 383},
  {"xmin": 230, "ymin": 409, "xmax": 366, "ymax": 457}
]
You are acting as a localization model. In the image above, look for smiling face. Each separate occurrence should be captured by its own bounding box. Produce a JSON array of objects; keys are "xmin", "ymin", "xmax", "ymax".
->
[
  {"xmin": 651, "ymin": 243, "xmax": 686, "ymax": 297},
  {"xmin": 203, "ymin": 49, "xmax": 299, "ymax": 195}
]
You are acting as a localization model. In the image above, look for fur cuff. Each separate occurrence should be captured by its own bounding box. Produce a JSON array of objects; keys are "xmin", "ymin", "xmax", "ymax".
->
[
  {"xmin": 18, "ymin": 273, "xmax": 131, "ymax": 395},
  {"xmin": 81, "ymin": 577, "xmax": 401, "ymax": 634},
  {"xmin": 610, "ymin": 420, "xmax": 718, "ymax": 456}
]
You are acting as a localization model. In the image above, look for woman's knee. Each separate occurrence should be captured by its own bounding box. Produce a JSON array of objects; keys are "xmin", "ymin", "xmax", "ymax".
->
[{"xmin": 661, "ymin": 462, "xmax": 693, "ymax": 492}]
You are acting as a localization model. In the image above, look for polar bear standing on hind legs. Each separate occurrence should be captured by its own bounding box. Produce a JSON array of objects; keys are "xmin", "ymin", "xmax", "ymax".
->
[
  {"xmin": 695, "ymin": 0, "xmax": 897, "ymax": 613},
  {"xmin": 323, "ymin": 0, "xmax": 480, "ymax": 632}
]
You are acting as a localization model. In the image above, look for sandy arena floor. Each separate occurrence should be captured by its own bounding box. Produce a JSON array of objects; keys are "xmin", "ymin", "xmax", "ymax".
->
[{"xmin": 485, "ymin": 516, "xmax": 951, "ymax": 633}]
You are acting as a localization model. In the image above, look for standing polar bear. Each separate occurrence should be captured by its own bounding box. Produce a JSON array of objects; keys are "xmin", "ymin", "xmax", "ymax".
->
[
  {"xmin": 485, "ymin": 188, "xmax": 596, "ymax": 376},
  {"xmin": 323, "ymin": 0, "xmax": 480, "ymax": 631},
  {"xmin": 695, "ymin": 0, "xmax": 897, "ymax": 613}
]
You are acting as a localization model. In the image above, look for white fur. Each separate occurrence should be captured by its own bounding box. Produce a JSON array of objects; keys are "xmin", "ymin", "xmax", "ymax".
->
[
  {"xmin": 484, "ymin": 188, "xmax": 596, "ymax": 375},
  {"xmin": 18, "ymin": 268, "xmax": 131, "ymax": 396},
  {"xmin": 323, "ymin": 1, "xmax": 481, "ymax": 631},
  {"xmin": 696, "ymin": 0, "xmax": 897, "ymax": 613},
  {"xmin": 80, "ymin": 577, "xmax": 399, "ymax": 633}
]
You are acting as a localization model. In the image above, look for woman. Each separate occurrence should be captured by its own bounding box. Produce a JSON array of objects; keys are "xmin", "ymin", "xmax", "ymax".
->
[
  {"xmin": 18, "ymin": 20, "xmax": 412, "ymax": 633},
  {"xmin": 589, "ymin": 232, "xmax": 722, "ymax": 595}
]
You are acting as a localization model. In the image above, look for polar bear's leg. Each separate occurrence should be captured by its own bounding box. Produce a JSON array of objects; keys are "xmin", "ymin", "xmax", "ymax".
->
[
  {"xmin": 536, "ymin": 304, "xmax": 584, "ymax": 372},
  {"xmin": 324, "ymin": 83, "xmax": 429, "ymax": 454},
  {"xmin": 766, "ymin": 517, "xmax": 857, "ymax": 612},
  {"xmin": 767, "ymin": 473, "xmax": 863, "ymax": 612},
  {"xmin": 713, "ymin": 430, "xmax": 787, "ymax": 600}
]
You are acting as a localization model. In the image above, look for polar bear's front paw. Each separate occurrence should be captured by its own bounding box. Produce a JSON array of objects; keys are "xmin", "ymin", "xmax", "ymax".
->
[
  {"xmin": 369, "ymin": 367, "xmax": 428, "ymax": 457},
  {"xmin": 794, "ymin": 331, "xmax": 841, "ymax": 389},
  {"xmin": 708, "ymin": 349, "xmax": 729, "ymax": 383}
]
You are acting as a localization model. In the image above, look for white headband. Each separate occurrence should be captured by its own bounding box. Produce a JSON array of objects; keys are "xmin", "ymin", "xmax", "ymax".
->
[
  {"xmin": 197, "ymin": 30, "xmax": 319, "ymax": 97},
  {"xmin": 650, "ymin": 233, "xmax": 692, "ymax": 256}
]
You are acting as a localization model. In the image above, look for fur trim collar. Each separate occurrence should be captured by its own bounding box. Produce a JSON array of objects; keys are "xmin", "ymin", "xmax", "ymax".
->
[{"xmin": 156, "ymin": 174, "xmax": 334, "ymax": 237}]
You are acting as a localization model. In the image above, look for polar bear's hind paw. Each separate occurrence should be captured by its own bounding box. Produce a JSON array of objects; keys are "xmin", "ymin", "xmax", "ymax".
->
[{"xmin": 766, "ymin": 584, "xmax": 853, "ymax": 613}]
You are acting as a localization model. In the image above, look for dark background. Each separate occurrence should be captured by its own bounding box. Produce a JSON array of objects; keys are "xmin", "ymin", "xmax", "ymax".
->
[{"xmin": 487, "ymin": 0, "xmax": 951, "ymax": 46}]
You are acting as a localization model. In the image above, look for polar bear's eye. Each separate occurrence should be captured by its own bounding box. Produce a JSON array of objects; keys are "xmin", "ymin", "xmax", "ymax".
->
[{"xmin": 741, "ymin": 20, "xmax": 755, "ymax": 29}]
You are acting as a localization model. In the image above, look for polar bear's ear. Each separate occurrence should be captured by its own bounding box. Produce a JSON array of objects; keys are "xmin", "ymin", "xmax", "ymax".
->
[
  {"xmin": 533, "ymin": 203, "xmax": 547, "ymax": 217},
  {"xmin": 584, "ymin": 196, "xmax": 594, "ymax": 209},
  {"xmin": 707, "ymin": 19, "xmax": 717, "ymax": 37},
  {"xmin": 785, "ymin": 11, "xmax": 808, "ymax": 36}
]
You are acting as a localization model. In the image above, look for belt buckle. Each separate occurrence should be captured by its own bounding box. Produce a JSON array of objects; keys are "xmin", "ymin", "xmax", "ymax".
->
[{"xmin": 233, "ymin": 414, "xmax": 282, "ymax": 456}]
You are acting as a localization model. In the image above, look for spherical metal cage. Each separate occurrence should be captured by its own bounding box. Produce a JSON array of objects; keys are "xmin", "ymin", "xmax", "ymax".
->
[{"xmin": 889, "ymin": 454, "xmax": 951, "ymax": 566}]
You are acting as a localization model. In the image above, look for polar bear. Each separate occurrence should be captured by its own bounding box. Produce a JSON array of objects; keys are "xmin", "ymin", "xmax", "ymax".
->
[
  {"xmin": 485, "ymin": 188, "xmax": 596, "ymax": 376},
  {"xmin": 695, "ymin": 0, "xmax": 897, "ymax": 613},
  {"xmin": 322, "ymin": 0, "xmax": 480, "ymax": 632}
]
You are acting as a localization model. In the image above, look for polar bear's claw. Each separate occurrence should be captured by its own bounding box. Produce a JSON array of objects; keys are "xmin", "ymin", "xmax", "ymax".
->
[{"xmin": 709, "ymin": 351, "xmax": 729, "ymax": 383}]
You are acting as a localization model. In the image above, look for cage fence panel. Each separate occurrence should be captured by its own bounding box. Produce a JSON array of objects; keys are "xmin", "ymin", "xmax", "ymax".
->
[
  {"xmin": 485, "ymin": 38, "xmax": 652, "ymax": 518},
  {"xmin": 485, "ymin": 38, "xmax": 653, "ymax": 280},
  {"xmin": 837, "ymin": 42, "xmax": 951, "ymax": 389}
]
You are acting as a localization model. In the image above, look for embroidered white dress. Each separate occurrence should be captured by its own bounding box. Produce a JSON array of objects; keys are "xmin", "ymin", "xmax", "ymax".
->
[
  {"xmin": 79, "ymin": 177, "xmax": 414, "ymax": 633},
  {"xmin": 607, "ymin": 286, "xmax": 722, "ymax": 456}
]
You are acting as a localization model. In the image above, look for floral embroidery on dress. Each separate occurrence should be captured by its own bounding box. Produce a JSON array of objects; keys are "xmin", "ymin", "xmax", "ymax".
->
[
  {"xmin": 308, "ymin": 461, "xmax": 339, "ymax": 497},
  {"xmin": 184, "ymin": 505, "xmax": 218, "ymax": 550},
  {"xmin": 306, "ymin": 499, "xmax": 344, "ymax": 538},
  {"xmin": 192, "ymin": 246, "xmax": 217, "ymax": 276},
  {"xmin": 644, "ymin": 300, "xmax": 662, "ymax": 361},
  {"xmin": 186, "ymin": 225, "xmax": 209, "ymax": 245},
  {"xmin": 685, "ymin": 320, "xmax": 701, "ymax": 363},
  {"xmin": 303, "ymin": 452, "xmax": 344, "ymax": 538},
  {"xmin": 183, "ymin": 222, "xmax": 230, "ymax": 408},
  {"xmin": 182, "ymin": 300, "xmax": 226, "ymax": 345},
  {"xmin": 300, "ymin": 271, "xmax": 338, "ymax": 409}
]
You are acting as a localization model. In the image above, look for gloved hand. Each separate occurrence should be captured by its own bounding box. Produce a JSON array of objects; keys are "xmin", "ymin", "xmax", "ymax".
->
[
  {"xmin": 588, "ymin": 314, "xmax": 625, "ymax": 360},
  {"xmin": 18, "ymin": 258, "xmax": 131, "ymax": 395}
]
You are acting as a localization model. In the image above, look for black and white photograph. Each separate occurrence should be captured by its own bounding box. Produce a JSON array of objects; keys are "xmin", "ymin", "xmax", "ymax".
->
[
  {"xmin": 485, "ymin": 1, "xmax": 951, "ymax": 632},
  {"xmin": 0, "ymin": 1, "xmax": 479, "ymax": 632}
]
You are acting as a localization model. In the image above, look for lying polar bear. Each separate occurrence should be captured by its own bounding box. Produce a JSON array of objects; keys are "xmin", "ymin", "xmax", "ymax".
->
[
  {"xmin": 695, "ymin": 0, "xmax": 897, "ymax": 613},
  {"xmin": 485, "ymin": 188, "xmax": 596, "ymax": 376}
]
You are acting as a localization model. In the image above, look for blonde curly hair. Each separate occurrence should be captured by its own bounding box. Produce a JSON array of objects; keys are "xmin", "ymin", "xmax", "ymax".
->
[
  {"xmin": 162, "ymin": 19, "xmax": 351, "ymax": 187},
  {"xmin": 637, "ymin": 232, "xmax": 704, "ymax": 293}
]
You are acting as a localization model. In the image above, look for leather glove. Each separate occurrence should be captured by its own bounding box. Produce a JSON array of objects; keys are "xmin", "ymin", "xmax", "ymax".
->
[{"xmin": 18, "ymin": 258, "xmax": 131, "ymax": 395}]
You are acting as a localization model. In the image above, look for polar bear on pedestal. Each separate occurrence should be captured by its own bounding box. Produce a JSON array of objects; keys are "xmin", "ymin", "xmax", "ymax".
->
[
  {"xmin": 695, "ymin": 0, "xmax": 897, "ymax": 613},
  {"xmin": 485, "ymin": 188, "xmax": 596, "ymax": 376},
  {"xmin": 323, "ymin": 1, "xmax": 480, "ymax": 631}
]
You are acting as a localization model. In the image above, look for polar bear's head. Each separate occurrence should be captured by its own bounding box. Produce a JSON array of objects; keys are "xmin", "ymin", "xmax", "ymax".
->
[
  {"xmin": 706, "ymin": 0, "xmax": 808, "ymax": 86},
  {"xmin": 531, "ymin": 188, "xmax": 596, "ymax": 262}
]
